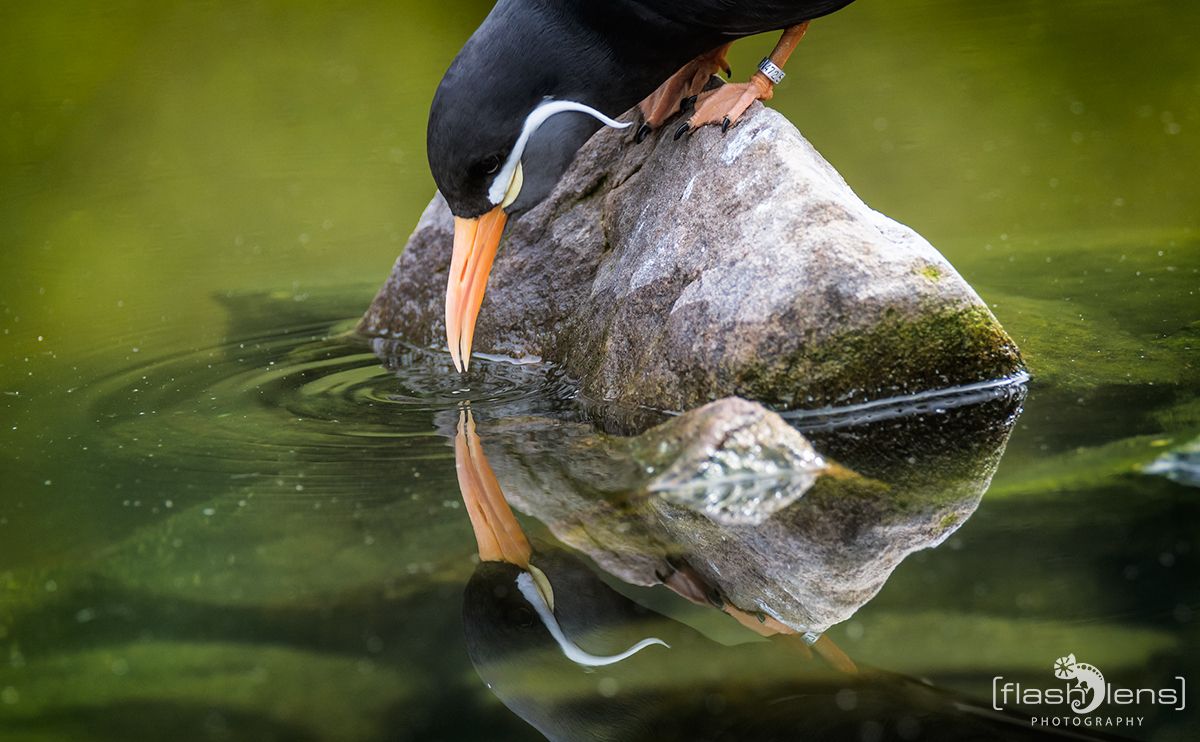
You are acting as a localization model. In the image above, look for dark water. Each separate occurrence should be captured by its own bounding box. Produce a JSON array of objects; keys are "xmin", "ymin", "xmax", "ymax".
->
[{"xmin": 1, "ymin": 1, "xmax": 1197, "ymax": 741}]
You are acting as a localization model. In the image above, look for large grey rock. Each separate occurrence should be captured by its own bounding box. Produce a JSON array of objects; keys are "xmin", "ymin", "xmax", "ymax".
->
[{"xmin": 362, "ymin": 103, "xmax": 1023, "ymax": 410}]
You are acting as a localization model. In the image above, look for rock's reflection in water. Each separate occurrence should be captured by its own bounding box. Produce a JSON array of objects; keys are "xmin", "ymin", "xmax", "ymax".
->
[
  {"xmin": 443, "ymin": 383, "xmax": 1099, "ymax": 741},
  {"xmin": 452, "ymin": 382, "xmax": 1025, "ymax": 636}
]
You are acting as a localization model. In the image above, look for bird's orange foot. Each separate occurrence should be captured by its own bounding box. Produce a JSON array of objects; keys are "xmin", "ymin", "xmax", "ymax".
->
[
  {"xmin": 636, "ymin": 44, "xmax": 732, "ymax": 142},
  {"xmin": 674, "ymin": 73, "xmax": 774, "ymax": 139}
]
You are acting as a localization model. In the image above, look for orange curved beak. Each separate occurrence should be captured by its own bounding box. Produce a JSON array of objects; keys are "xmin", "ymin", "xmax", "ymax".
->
[
  {"xmin": 454, "ymin": 408, "xmax": 531, "ymax": 568},
  {"xmin": 446, "ymin": 206, "xmax": 508, "ymax": 372}
]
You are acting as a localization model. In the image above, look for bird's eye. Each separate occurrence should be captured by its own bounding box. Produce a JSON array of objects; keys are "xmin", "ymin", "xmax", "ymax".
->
[
  {"xmin": 508, "ymin": 605, "xmax": 534, "ymax": 628},
  {"xmin": 473, "ymin": 154, "xmax": 502, "ymax": 177}
]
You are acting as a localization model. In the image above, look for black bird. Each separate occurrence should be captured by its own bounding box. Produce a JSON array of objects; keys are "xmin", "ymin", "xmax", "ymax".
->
[{"xmin": 429, "ymin": 0, "xmax": 858, "ymax": 371}]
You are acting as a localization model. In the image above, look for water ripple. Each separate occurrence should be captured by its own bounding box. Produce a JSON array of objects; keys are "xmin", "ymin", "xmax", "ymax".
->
[{"xmin": 83, "ymin": 321, "xmax": 573, "ymax": 479}]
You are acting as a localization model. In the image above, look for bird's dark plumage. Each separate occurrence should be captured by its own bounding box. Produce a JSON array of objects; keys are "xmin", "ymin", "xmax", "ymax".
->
[
  {"xmin": 428, "ymin": 0, "xmax": 856, "ymax": 217},
  {"xmin": 631, "ymin": 0, "xmax": 856, "ymax": 34}
]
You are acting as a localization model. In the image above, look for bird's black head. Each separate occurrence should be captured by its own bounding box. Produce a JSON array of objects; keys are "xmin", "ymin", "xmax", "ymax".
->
[
  {"xmin": 426, "ymin": 63, "xmax": 526, "ymax": 219},
  {"xmin": 426, "ymin": 9, "xmax": 631, "ymax": 370},
  {"xmin": 425, "ymin": 0, "xmax": 632, "ymax": 220},
  {"xmin": 427, "ymin": 67, "xmax": 625, "ymax": 219}
]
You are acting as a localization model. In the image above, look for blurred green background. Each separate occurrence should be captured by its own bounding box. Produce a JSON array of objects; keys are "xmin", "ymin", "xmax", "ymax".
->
[
  {"xmin": 1, "ymin": 0, "xmax": 1196, "ymax": 367},
  {"xmin": 0, "ymin": 1, "xmax": 1197, "ymax": 740}
]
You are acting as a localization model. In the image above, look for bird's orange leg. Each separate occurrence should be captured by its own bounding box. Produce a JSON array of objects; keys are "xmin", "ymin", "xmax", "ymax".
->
[
  {"xmin": 657, "ymin": 557, "xmax": 811, "ymax": 640},
  {"xmin": 656, "ymin": 554, "xmax": 858, "ymax": 672},
  {"xmin": 636, "ymin": 43, "xmax": 733, "ymax": 142},
  {"xmin": 676, "ymin": 21, "xmax": 809, "ymax": 138}
]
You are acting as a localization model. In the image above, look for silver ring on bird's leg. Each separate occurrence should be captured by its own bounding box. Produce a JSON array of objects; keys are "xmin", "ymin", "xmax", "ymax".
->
[{"xmin": 757, "ymin": 58, "xmax": 786, "ymax": 85}]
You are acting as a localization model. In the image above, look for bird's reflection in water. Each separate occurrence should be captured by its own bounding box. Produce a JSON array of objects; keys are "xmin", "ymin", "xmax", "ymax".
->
[
  {"xmin": 456, "ymin": 409, "xmax": 669, "ymax": 668},
  {"xmin": 448, "ymin": 387, "xmax": 1109, "ymax": 741}
]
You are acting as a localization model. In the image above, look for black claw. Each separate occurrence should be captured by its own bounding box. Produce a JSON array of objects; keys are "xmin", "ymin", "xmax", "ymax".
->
[
  {"xmin": 667, "ymin": 552, "xmax": 696, "ymax": 569},
  {"xmin": 635, "ymin": 122, "xmax": 652, "ymax": 143},
  {"xmin": 674, "ymin": 122, "xmax": 690, "ymax": 141},
  {"xmin": 721, "ymin": 116, "xmax": 732, "ymax": 134},
  {"xmin": 706, "ymin": 587, "xmax": 725, "ymax": 609},
  {"xmin": 680, "ymin": 94, "xmax": 698, "ymax": 113},
  {"xmin": 722, "ymin": 63, "xmax": 733, "ymax": 78}
]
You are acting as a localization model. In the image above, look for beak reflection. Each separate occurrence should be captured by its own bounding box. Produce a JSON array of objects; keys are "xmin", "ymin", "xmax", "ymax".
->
[
  {"xmin": 446, "ymin": 207, "xmax": 508, "ymax": 372},
  {"xmin": 454, "ymin": 406, "xmax": 529, "ymax": 568},
  {"xmin": 454, "ymin": 406, "xmax": 667, "ymax": 666}
]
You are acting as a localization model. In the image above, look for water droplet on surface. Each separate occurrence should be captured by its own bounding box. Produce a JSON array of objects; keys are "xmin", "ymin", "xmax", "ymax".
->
[{"xmin": 597, "ymin": 677, "xmax": 619, "ymax": 697}]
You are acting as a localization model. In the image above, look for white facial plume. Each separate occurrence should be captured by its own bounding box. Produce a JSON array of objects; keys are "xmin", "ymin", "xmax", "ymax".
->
[
  {"xmin": 515, "ymin": 571, "xmax": 668, "ymax": 667},
  {"xmin": 488, "ymin": 99, "xmax": 631, "ymax": 207}
]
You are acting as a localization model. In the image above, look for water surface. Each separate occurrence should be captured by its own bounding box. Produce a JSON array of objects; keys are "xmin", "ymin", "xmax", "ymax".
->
[{"xmin": 1, "ymin": 1, "xmax": 1197, "ymax": 740}]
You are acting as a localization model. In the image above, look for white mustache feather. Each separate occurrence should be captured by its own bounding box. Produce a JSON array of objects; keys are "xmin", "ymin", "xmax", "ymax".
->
[
  {"xmin": 488, "ymin": 99, "xmax": 631, "ymax": 206},
  {"xmin": 515, "ymin": 571, "xmax": 669, "ymax": 667}
]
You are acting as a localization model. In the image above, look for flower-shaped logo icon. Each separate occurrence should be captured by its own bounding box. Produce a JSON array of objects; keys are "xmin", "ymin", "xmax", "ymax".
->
[{"xmin": 1053, "ymin": 654, "xmax": 1076, "ymax": 679}]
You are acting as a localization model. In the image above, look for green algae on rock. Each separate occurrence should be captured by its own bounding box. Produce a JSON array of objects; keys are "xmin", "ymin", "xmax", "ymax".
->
[{"xmin": 361, "ymin": 102, "xmax": 1023, "ymax": 410}]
